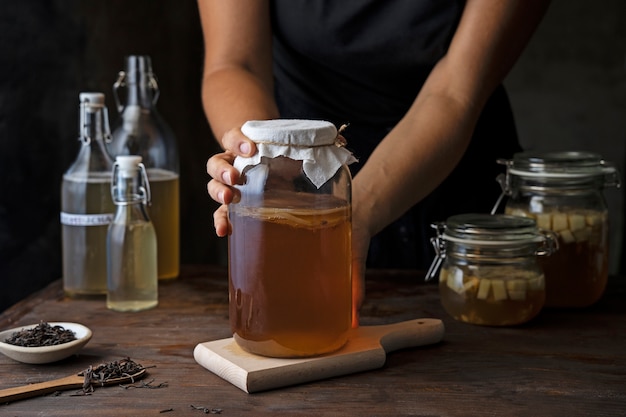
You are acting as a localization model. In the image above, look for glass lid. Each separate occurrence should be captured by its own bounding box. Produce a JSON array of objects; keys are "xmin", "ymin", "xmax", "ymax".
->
[
  {"xmin": 507, "ymin": 151, "xmax": 612, "ymax": 178},
  {"xmin": 443, "ymin": 213, "xmax": 541, "ymax": 244}
]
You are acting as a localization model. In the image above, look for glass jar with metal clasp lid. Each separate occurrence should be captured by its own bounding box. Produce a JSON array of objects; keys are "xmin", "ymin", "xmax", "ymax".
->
[
  {"xmin": 426, "ymin": 213, "xmax": 558, "ymax": 326},
  {"xmin": 493, "ymin": 151, "xmax": 621, "ymax": 308}
]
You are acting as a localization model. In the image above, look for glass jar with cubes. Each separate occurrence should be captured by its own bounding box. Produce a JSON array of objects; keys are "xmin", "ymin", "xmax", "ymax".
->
[
  {"xmin": 427, "ymin": 213, "xmax": 558, "ymax": 326},
  {"xmin": 495, "ymin": 151, "xmax": 620, "ymax": 308}
]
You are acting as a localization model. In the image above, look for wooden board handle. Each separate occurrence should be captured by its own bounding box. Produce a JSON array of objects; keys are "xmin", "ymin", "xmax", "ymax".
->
[{"xmin": 357, "ymin": 318, "xmax": 445, "ymax": 352}]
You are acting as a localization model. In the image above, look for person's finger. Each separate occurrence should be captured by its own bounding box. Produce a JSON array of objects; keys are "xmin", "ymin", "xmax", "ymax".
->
[
  {"xmin": 213, "ymin": 204, "xmax": 231, "ymax": 237},
  {"xmin": 206, "ymin": 152, "xmax": 239, "ymax": 183},
  {"xmin": 207, "ymin": 178, "xmax": 240, "ymax": 206},
  {"xmin": 221, "ymin": 128, "xmax": 257, "ymax": 157}
]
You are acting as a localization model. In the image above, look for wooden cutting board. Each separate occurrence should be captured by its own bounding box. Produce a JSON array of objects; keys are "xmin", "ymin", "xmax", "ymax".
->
[{"xmin": 194, "ymin": 318, "xmax": 444, "ymax": 393}]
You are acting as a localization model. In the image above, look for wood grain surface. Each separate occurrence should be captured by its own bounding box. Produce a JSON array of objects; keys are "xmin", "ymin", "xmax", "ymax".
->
[{"xmin": 1, "ymin": 265, "xmax": 625, "ymax": 416}]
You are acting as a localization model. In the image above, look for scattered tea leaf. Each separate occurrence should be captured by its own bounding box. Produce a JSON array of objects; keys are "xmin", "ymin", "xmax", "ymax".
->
[
  {"xmin": 190, "ymin": 404, "xmax": 223, "ymax": 414},
  {"xmin": 77, "ymin": 357, "xmax": 146, "ymax": 393},
  {"xmin": 120, "ymin": 378, "xmax": 168, "ymax": 389}
]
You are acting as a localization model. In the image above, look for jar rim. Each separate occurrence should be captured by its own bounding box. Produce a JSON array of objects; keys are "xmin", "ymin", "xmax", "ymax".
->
[
  {"xmin": 442, "ymin": 213, "xmax": 542, "ymax": 245},
  {"xmin": 426, "ymin": 213, "xmax": 557, "ymax": 281},
  {"xmin": 507, "ymin": 150, "xmax": 615, "ymax": 179}
]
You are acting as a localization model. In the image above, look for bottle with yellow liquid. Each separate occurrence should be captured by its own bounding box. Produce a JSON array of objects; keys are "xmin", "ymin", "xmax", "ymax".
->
[
  {"xmin": 108, "ymin": 55, "xmax": 179, "ymax": 280},
  {"xmin": 61, "ymin": 92, "xmax": 115, "ymax": 297},
  {"xmin": 107, "ymin": 155, "xmax": 158, "ymax": 312}
]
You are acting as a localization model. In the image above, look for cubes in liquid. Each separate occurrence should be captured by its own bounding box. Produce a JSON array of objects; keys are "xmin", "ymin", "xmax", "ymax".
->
[
  {"xmin": 229, "ymin": 192, "xmax": 351, "ymax": 357},
  {"xmin": 506, "ymin": 207, "xmax": 609, "ymax": 307},
  {"xmin": 146, "ymin": 168, "xmax": 179, "ymax": 280},
  {"xmin": 61, "ymin": 172, "xmax": 114, "ymax": 296},
  {"xmin": 439, "ymin": 264, "xmax": 545, "ymax": 326}
]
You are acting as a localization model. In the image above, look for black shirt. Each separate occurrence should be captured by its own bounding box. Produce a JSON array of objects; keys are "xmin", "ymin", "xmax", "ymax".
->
[{"xmin": 270, "ymin": 0, "xmax": 522, "ymax": 268}]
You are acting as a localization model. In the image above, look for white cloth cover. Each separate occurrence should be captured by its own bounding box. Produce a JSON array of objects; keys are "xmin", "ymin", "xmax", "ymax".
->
[{"xmin": 234, "ymin": 119, "xmax": 357, "ymax": 188}]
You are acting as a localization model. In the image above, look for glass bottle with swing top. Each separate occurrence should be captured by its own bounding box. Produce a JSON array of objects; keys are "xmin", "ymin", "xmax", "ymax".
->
[
  {"xmin": 107, "ymin": 155, "xmax": 158, "ymax": 312},
  {"xmin": 61, "ymin": 92, "xmax": 115, "ymax": 297},
  {"xmin": 109, "ymin": 55, "xmax": 179, "ymax": 281}
]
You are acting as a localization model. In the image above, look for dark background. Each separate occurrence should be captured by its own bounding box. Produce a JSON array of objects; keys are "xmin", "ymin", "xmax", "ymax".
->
[
  {"xmin": 1, "ymin": 0, "xmax": 624, "ymax": 312},
  {"xmin": 0, "ymin": 0, "xmax": 223, "ymax": 311}
]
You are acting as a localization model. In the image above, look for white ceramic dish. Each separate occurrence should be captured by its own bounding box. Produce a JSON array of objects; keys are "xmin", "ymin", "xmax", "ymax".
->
[{"xmin": 0, "ymin": 322, "xmax": 92, "ymax": 364}]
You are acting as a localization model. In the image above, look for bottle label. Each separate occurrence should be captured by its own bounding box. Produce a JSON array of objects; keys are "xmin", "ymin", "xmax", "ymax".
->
[{"xmin": 60, "ymin": 212, "xmax": 113, "ymax": 226}]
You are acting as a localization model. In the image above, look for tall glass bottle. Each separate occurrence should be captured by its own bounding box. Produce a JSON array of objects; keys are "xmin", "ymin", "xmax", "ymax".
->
[
  {"xmin": 107, "ymin": 155, "xmax": 158, "ymax": 312},
  {"xmin": 109, "ymin": 55, "xmax": 179, "ymax": 280},
  {"xmin": 61, "ymin": 92, "xmax": 115, "ymax": 296}
]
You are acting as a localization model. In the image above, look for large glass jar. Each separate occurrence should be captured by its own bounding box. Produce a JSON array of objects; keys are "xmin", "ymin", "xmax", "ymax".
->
[
  {"xmin": 495, "ymin": 151, "xmax": 620, "ymax": 308},
  {"xmin": 229, "ymin": 119, "xmax": 356, "ymax": 358},
  {"xmin": 427, "ymin": 213, "xmax": 558, "ymax": 326}
]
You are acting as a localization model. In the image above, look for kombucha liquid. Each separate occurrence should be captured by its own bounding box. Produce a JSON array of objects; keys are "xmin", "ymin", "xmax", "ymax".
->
[
  {"xmin": 439, "ymin": 264, "xmax": 546, "ymax": 326},
  {"xmin": 506, "ymin": 207, "xmax": 609, "ymax": 307},
  {"xmin": 147, "ymin": 169, "xmax": 180, "ymax": 280},
  {"xmin": 229, "ymin": 192, "xmax": 351, "ymax": 357},
  {"xmin": 540, "ymin": 232, "xmax": 608, "ymax": 307},
  {"xmin": 61, "ymin": 172, "xmax": 114, "ymax": 296}
]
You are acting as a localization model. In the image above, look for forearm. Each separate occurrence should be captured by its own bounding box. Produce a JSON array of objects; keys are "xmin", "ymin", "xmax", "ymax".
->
[
  {"xmin": 202, "ymin": 67, "xmax": 280, "ymax": 148},
  {"xmin": 198, "ymin": 0, "xmax": 278, "ymax": 148},
  {"xmin": 353, "ymin": 0, "xmax": 550, "ymax": 238},
  {"xmin": 352, "ymin": 81, "xmax": 478, "ymax": 238}
]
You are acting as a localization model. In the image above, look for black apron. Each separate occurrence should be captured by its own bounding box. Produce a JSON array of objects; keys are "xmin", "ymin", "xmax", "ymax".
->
[{"xmin": 270, "ymin": 0, "xmax": 522, "ymax": 269}]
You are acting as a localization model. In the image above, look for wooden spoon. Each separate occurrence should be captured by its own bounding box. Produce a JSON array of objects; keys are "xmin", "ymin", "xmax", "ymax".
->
[{"xmin": 0, "ymin": 368, "xmax": 147, "ymax": 403}]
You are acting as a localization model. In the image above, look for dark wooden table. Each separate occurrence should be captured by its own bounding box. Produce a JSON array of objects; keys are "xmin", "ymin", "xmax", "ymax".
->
[{"xmin": 1, "ymin": 265, "xmax": 625, "ymax": 416}]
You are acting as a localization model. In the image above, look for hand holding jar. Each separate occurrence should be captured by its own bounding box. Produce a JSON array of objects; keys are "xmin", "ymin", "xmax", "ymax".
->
[{"xmin": 208, "ymin": 120, "xmax": 362, "ymax": 357}]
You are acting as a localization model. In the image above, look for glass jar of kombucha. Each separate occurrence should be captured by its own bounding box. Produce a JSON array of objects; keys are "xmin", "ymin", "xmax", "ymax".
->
[
  {"xmin": 229, "ymin": 119, "xmax": 356, "ymax": 358},
  {"xmin": 427, "ymin": 213, "xmax": 558, "ymax": 326},
  {"xmin": 494, "ymin": 151, "xmax": 620, "ymax": 308}
]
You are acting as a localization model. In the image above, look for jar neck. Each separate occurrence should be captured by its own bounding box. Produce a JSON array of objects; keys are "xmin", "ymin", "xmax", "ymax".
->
[
  {"xmin": 80, "ymin": 104, "xmax": 111, "ymax": 144},
  {"xmin": 510, "ymin": 174, "xmax": 607, "ymax": 193},
  {"xmin": 111, "ymin": 163, "xmax": 151, "ymax": 207},
  {"xmin": 70, "ymin": 105, "xmax": 113, "ymax": 174},
  {"xmin": 113, "ymin": 56, "xmax": 160, "ymax": 112},
  {"xmin": 426, "ymin": 238, "xmax": 553, "ymax": 281},
  {"xmin": 112, "ymin": 174, "xmax": 151, "ymax": 221},
  {"xmin": 124, "ymin": 77, "xmax": 157, "ymax": 109},
  {"xmin": 448, "ymin": 241, "xmax": 542, "ymax": 261}
]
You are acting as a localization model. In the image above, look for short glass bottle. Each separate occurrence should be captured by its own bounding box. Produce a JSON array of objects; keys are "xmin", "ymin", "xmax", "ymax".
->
[
  {"xmin": 229, "ymin": 119, "xmax": 356, "ymax": 357},
  {"xmin": 494, "ymin": 151, "xmax": 620, "ymax": 308},
  {"xmin": 107, "ymin": 155, "xmax": 158, "ymax": 312},
  {"xmin": 427, "ymin": 213, "xmax": 558, "ymax": 326},
  {"xmin": 61, "ymin": 92, "xmax": 115, "ymax": 297}
]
